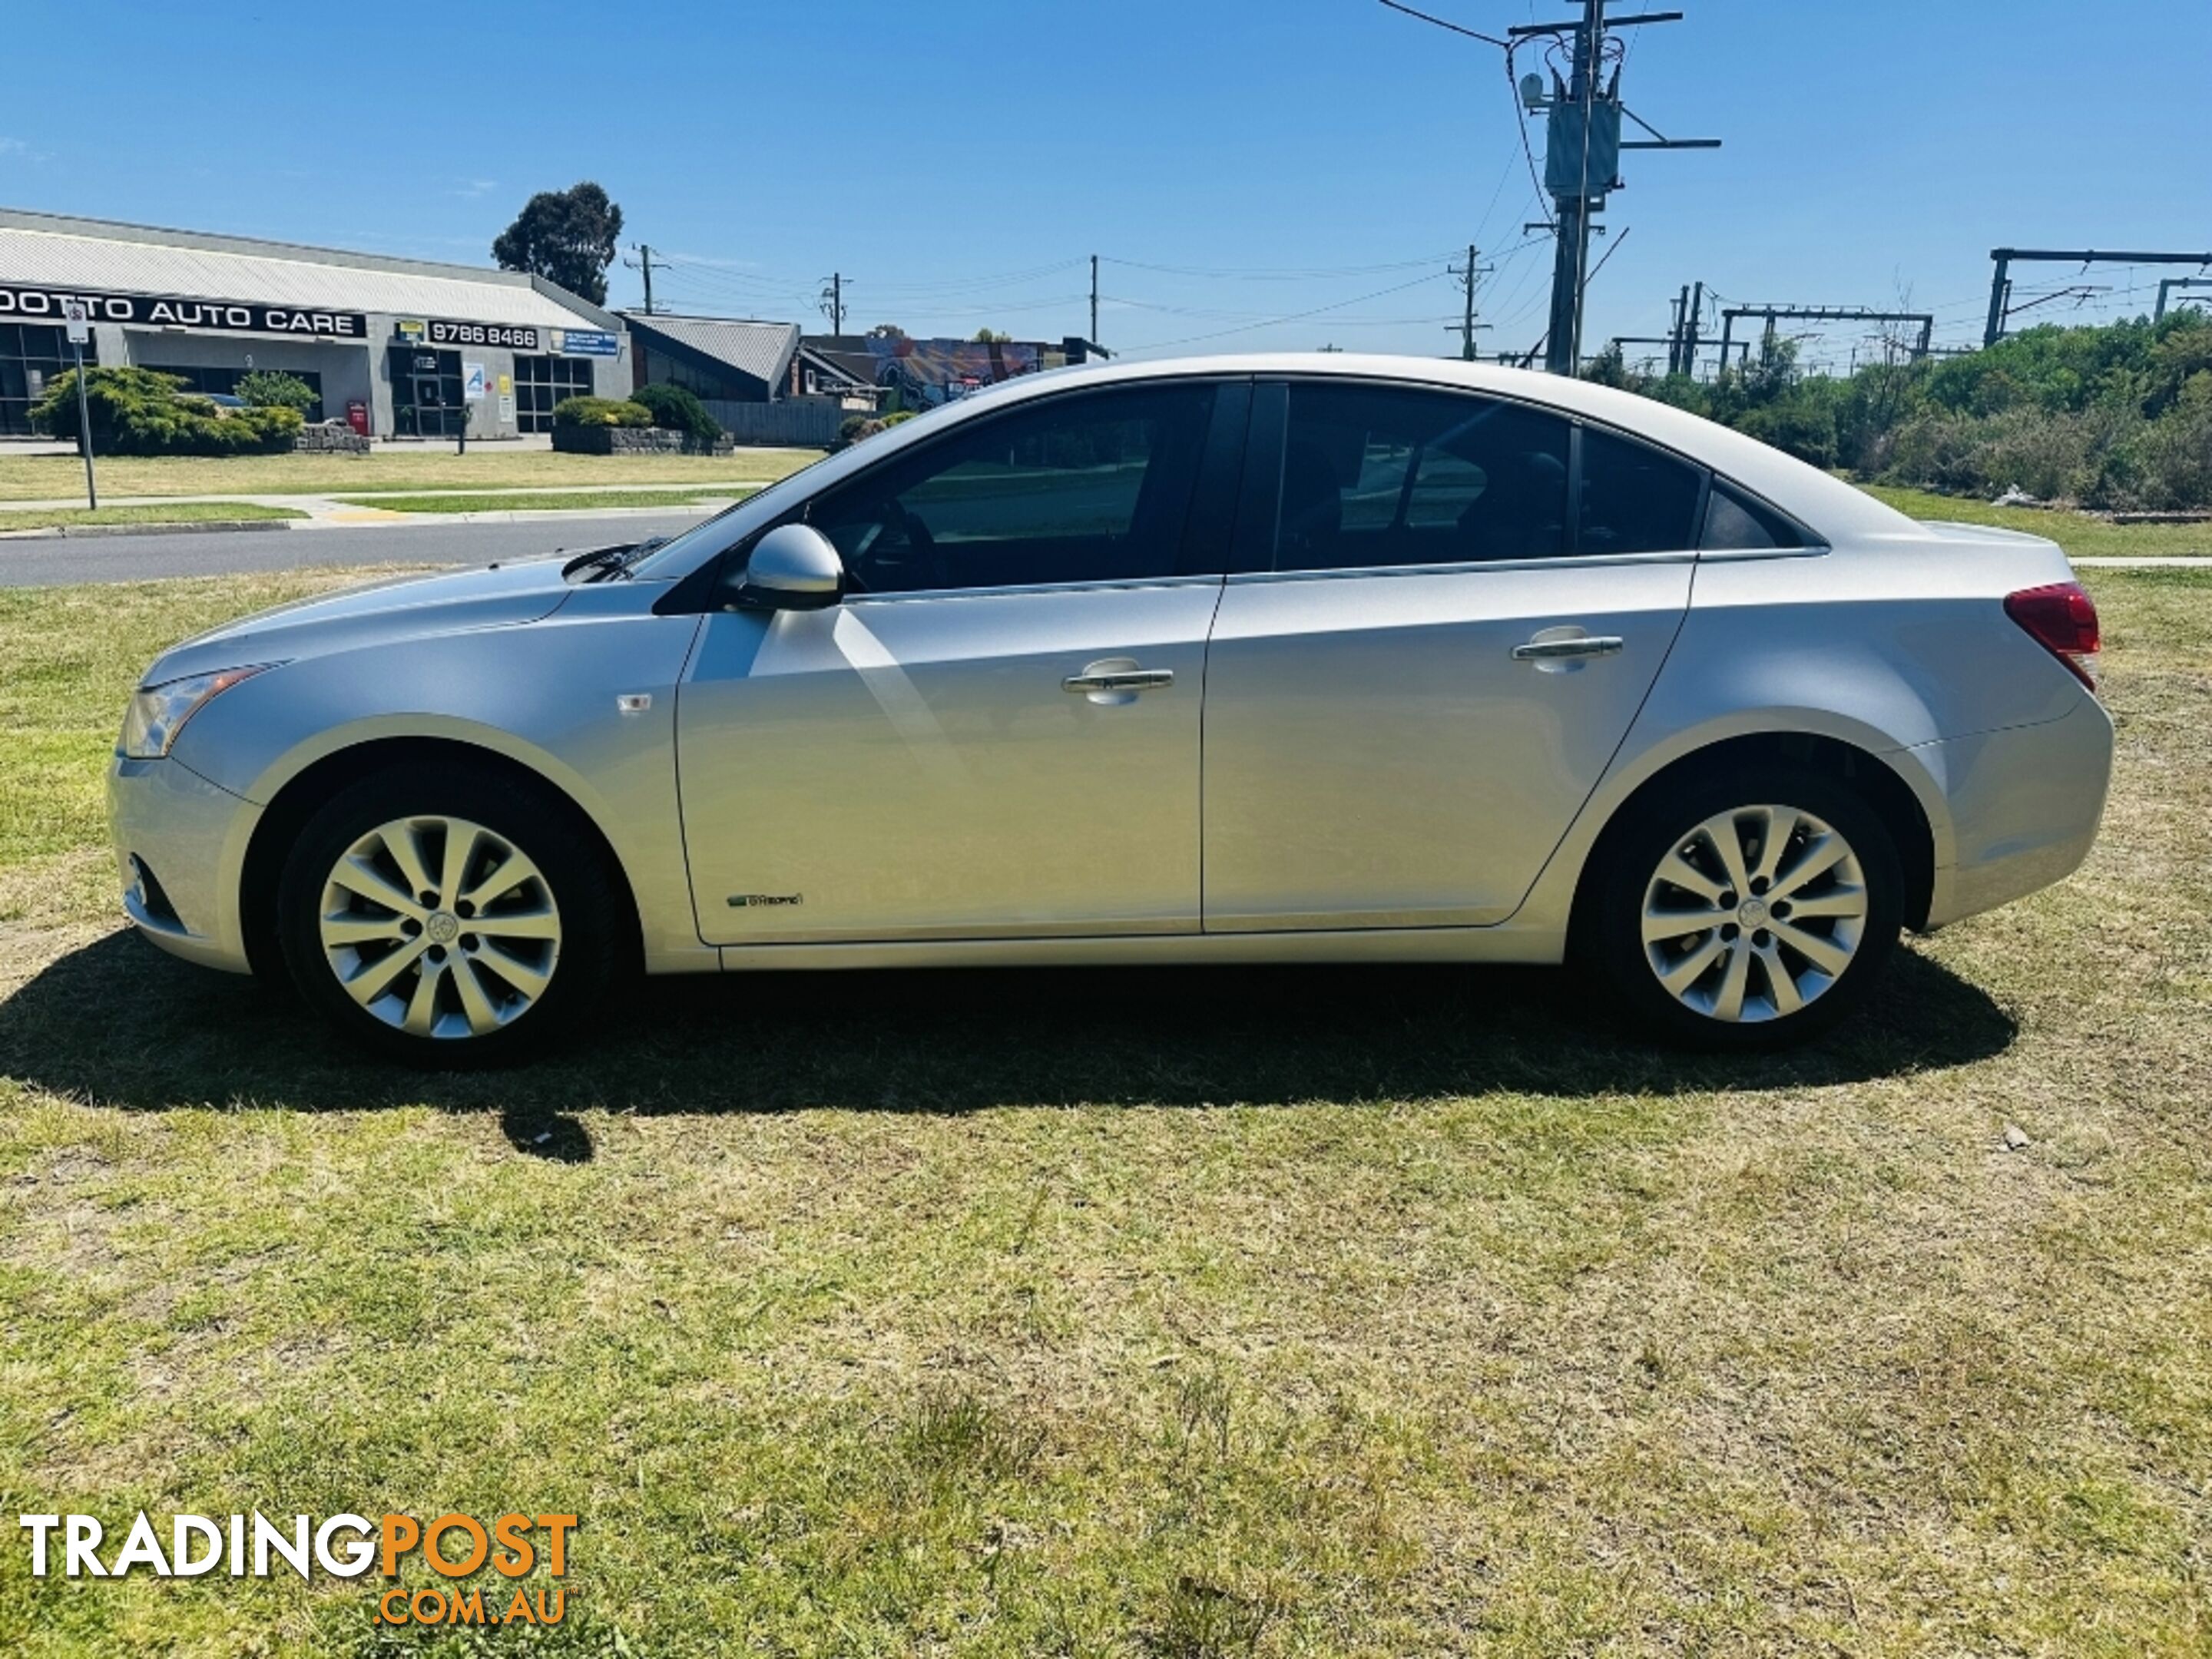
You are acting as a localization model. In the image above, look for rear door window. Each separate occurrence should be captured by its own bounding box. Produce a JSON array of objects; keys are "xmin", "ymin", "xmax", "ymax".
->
[
  {"xmin": 1273, "ymin": 384, "xmax": 1571, "ymax": 570},
  {"xmin": 1577, "ymin": 428, "xmax": 1706, "ymax": 556}
]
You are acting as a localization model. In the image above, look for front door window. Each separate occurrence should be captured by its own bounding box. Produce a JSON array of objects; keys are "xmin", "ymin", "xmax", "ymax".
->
[{"xmin": 805, "ymin": 383, "xmax": 1218, "ymax": 594}]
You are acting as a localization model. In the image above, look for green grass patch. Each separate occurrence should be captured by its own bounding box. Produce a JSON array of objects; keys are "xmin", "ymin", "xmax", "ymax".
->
[
  {"xmin": 0, "ymin": 568, "xmax": 2207, "ymax": 1654},
  {"xmin": 1861, "ymin": 483, "xmax": 2212, "ymax": 558},
  {"xmin": 0, "ymin": 502, "xmax": 304, "ymax": 534},
  {"xmin": 333, "ymin": 488, "xmax": 755, "ymax": 515}
]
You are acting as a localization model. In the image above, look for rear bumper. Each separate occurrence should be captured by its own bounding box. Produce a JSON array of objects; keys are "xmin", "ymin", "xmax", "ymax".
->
[
  {"xmin": 1918, "ymin": 695, "xmax": 2114, "ymax": 929},
  {"xmin": 107, "ymin": 755, "xmax": 260, "ymax": 974}
]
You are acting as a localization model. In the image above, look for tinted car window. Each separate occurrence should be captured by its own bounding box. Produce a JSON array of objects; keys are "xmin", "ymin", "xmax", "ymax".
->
[
  {"xmin": 1273, "ymin": 385, "xmax": 1570, "ymax": 570},
  {"xmin": 1578, "ymin": 427, "xmax": 1705, "ymax": 555},
  {"xmin": 1701, "ymin": 478, "xmax": 1806, "ymax": 551},
  {"xmin": 806, "ymin": 384, "xmax": 1215, "ymax": 594}
]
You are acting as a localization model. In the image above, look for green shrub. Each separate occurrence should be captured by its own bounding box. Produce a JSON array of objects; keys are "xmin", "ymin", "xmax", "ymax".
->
[
  {"xmin": 835, "ymin": 409, "xmax": 915, "ymax": 448},
  {"xmin": 1736, "ymin": 398, "xmax": 1838, "ymax": 470},
  {"xmin": 235, "ymin": 369, "xmax": 318, "ymax": 412},
  {"xmin": 1585, "ymin": 310, "xmax": 2212, "ymax": 508},
  {"xmin": 31, "ymin": 366, "xmax": 302, "ymax": 455},
  {"xmin": 628, "ymin": 382, "xmax": 721, "ymax": 442},
  {"xmin": 551, "ymin": 395, "xmax": 652, "ymax": 429}
]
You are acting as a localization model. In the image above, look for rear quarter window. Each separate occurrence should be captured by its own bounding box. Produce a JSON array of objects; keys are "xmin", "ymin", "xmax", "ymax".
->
[{"xmin": 1701, "ymin": 479, "xmax": 1809, "ymax": 551}]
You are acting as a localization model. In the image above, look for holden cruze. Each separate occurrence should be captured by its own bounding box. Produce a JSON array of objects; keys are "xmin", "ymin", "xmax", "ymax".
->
[{"xmin": 108, "ymin": 355, "xmax": 2113, "ymax": 1064}]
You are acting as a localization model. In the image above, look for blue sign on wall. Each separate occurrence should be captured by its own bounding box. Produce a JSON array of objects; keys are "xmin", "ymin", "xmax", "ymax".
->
[{"xmin": 553, "ymin": 329, "xmax": 619, "ymax": 357}]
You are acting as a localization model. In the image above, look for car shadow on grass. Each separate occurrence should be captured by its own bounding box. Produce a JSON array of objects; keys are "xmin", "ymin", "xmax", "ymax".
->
[{"xmin": 0, "ymin": 928, "xmax": 2016, "ymax": 1161}]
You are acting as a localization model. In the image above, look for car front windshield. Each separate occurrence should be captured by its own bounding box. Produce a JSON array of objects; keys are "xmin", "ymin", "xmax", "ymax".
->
[{"xmin": 621, "ymin": 470, "xmax": 812, "ymax": 581}]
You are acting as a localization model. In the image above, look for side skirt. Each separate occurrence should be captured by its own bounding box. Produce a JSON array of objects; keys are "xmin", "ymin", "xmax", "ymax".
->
[{"xmin": 712, "ymin": 923, "xmax": 1565, "ymax": 972}]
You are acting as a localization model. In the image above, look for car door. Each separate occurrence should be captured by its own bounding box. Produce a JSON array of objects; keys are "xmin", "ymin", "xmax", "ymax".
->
[
  {"xmin": 677, "ymin": 378, "xmax": 1244, "ymax": 946},
  {"xmin": 1201, "ymin": 379, "xmax": 1703, "ymax": 932}
]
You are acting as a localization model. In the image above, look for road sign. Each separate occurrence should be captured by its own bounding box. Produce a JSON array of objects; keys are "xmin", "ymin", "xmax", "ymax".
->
[{"xmin": 61, "ymin": 301, "xmax": 96, "ymax": 508}]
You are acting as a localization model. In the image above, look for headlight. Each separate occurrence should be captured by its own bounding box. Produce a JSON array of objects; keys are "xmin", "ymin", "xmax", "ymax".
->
[{"xmin": 118, "ymin": 664, "xmax": 278, "ymax": 760}]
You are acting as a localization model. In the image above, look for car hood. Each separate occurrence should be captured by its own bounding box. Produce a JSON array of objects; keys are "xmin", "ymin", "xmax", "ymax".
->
[{"xmin": 142, "ymin": 557, "xmax": 576, "ymax": 685}]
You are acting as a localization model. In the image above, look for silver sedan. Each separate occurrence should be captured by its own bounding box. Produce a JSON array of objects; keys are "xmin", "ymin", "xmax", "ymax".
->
[{"xmin": 108, "ymin": 355, "xmax": 2113, "ymax": 1064}]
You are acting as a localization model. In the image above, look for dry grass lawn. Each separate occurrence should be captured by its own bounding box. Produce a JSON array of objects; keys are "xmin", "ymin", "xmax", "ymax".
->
[{"xmin": 0, "ymin": 564, "xmax": 2206, "ymax": 1656}]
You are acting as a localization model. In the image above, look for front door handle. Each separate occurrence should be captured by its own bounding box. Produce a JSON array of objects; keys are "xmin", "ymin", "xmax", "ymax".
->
[
  {"xmin": 1512, "ymin": 634, "xmax": 1624, "ymax": 662},
  {"xmin": 1063, "ymin": 657, "xmax": 1173, "ymax": 705}
]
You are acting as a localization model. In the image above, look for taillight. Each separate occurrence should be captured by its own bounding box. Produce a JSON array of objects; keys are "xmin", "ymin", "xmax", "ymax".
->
[{"xmin": 2005, "ymin": 581, "xmax": 2101, "ymax": 691}]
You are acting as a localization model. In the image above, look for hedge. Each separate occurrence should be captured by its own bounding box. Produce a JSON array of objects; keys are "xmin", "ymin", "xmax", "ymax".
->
[
  {"xmin": 628, "ymin": 382, "xmax": 722, "ymax": 442},
  {"xmin": 551, "ymin": 396, "xmax": 653, "ymax": 429},
  {"xmin": 32, "ymin": 366, "xmax": 303, "ymax": 456}
]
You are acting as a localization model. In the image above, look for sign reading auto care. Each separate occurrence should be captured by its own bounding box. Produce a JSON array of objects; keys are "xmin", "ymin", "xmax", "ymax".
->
[{"xmin": 0, "ymin": 283, "xmax": 366, "ymax": 338}]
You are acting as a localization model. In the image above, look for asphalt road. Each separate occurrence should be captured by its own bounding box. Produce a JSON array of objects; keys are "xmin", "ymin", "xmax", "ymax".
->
[{"xmin": 0, "ymin": 508, "xmax": 719, "ymax": 588}]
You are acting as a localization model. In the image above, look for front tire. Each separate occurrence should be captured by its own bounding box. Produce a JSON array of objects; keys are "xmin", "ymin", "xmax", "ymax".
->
[
  {"xmin": 276, "ymin": 764, "xmax": 624, "ymax": 1066},
  {"xmin": 1587, "ymin": 767, "xmax": 1902, "ymax": 1050}
]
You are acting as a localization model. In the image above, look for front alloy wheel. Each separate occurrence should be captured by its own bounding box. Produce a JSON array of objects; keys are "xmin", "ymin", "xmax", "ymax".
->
[
  {"xmin": 318, "ymin": 815, "xmax": 561, "ymax": 1040},
  {"xmin": 277, "ymin": 763, "xmax": 625, "ymax": 1065}
]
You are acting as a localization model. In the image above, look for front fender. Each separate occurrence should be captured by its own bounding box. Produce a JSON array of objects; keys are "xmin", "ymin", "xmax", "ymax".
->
[{"xmin": 169, "ymin": 608, "xmax": 712, "ymax": 971}]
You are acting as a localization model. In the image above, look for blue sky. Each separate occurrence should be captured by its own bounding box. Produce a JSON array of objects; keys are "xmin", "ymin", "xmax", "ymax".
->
[{"xmin": 5, "ymin": 0, "xmax": 2205, "ymax": 369}]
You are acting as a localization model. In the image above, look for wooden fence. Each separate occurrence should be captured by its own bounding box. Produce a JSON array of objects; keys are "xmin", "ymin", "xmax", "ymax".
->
[{"xmin": 703, "ymin": 397, "xmax": 848, "ymax": 448}]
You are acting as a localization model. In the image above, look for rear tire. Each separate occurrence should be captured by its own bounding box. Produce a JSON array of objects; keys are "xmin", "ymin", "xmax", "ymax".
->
[
  {"xmin": 276, "ymin": 763, "xmax": 627, "ymax": 1067},
  {"xmin": 1584, "ymin": 767, "xmax": 1902, "ymax": 1051}
]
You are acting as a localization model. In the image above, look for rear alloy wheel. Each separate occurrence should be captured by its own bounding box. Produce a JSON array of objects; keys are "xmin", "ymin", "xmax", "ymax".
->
[
  {"xmin": 1591, "ymin": 770, "xmax": 1902, "ymax": 1049},
  {"xmin": 277, "ymin": 765, "xmax": 624, "ymax": 1065}
]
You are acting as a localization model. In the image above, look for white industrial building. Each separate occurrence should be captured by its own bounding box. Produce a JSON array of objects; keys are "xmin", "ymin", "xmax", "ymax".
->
[{"xmin": 0, "ymin": 207, "xmax": 631, "ymax": 440}]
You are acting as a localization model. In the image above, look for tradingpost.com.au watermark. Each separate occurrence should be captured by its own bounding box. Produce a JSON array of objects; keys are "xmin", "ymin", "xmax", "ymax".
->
[{"xmin": 18, "ymin": 1511, "xmax": 577, "ymax": 1629}]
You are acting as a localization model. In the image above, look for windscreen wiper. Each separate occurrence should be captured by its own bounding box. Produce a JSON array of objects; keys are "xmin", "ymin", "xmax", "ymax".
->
[{"xmin": 561, "ymin": 537, "xmax": 667, "ymax": 583}]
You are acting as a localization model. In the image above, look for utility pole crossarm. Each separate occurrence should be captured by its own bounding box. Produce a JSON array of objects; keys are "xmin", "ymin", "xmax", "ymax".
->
[
  {"xmin": 1618, "ymin": 106, "xmax": 1720, "ymax": 148},
  {"xmin": 1511, "ymin": 9, "xmax": 1680, "ymax": 33}
]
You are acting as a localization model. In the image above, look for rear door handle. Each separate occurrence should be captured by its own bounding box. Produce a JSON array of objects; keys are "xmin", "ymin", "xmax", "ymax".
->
[
  {"xmin": 1062, "ymin": 669, "xmax": 1174, "ymax": 692},
  {"xmin": 1512, "ymin": 635, "xmax": 1624, "ymax": 661},
  {"xmin": 1063, "ymin": 658, "xmax": 1173, "ymax": 705}
]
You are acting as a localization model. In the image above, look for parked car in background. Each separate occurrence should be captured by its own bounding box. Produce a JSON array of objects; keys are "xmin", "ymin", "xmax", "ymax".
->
[{"xmin": 108, "ymin": 354, "xmax": 2112, "ymax": 1064}]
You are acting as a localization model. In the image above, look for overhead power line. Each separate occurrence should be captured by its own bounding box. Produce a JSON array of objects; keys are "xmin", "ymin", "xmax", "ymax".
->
[{"xmin": 1375, "ymin": 0, "xmax": 1508, "ymax": 45}]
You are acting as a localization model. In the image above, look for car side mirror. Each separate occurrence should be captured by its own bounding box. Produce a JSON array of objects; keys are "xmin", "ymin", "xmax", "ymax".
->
[{"xmin": 730, "ymin": 523, "xmax": 843, "ymax": 612}]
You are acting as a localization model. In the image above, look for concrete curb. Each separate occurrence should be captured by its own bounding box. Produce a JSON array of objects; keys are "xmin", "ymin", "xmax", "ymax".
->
[{"xmin": 0, "ymin": 518, "xmax": 298, "ymax": 543}]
